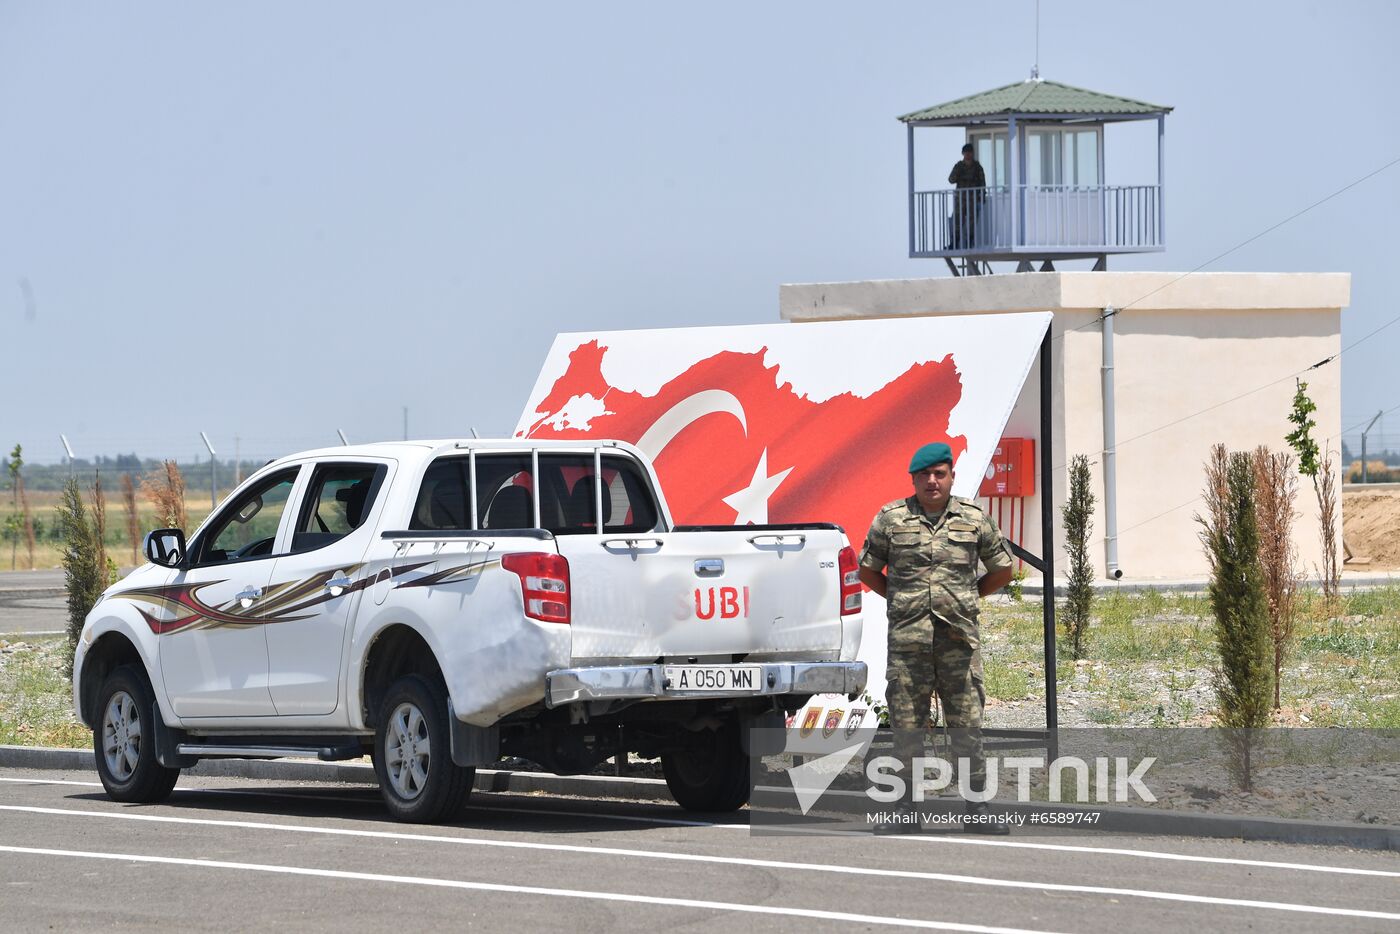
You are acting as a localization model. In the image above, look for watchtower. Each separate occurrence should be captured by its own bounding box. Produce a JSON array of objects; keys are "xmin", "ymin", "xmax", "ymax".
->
[{"xmin": 900, "ymin": 79, "xmax": 1171, "ymax": 275}]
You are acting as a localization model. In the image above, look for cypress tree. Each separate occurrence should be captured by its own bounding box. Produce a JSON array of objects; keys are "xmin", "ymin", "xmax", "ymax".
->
[
  {"xmin": 1061, "ymin": 454, "xmax": 1095, "ymax": 660},
  {"xmin": 57, "ymin": 477, "xmax": 104, "ymax": 678},
  {"xmin": 1198, "ymin": 446, "xmax": 1273, "ymax": 787}
]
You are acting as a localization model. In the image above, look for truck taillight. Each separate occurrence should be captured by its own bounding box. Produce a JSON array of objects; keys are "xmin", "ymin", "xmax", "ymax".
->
[
  {"xmin": 502, "ymin": 552, "xmax": 571, "ymax": 624},
  {"xmin": 838, "ymin": 545, "xmax": 861, "ymax": 616}
]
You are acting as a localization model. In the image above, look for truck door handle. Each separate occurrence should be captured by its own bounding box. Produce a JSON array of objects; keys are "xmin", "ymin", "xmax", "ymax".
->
[
  {"xmin": 746, "ymin": 533, "xmax": 806, "ymax": 546},
  {"xmin": 325, "ymin": 574, "xmax": 353, "ymax": 597},
  {"xmin": 601, "ymin": 537, "xmax": 665, "ymax": 551},
  {"xmin": 235, "ymin": 586, "xmax": 263, "ymax": 608},
  {"xmin": 694, "ymin": 559, "xmax": 724, "ymax": 577}
]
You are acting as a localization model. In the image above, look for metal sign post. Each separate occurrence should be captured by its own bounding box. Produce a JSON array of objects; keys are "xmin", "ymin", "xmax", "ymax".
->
[
  {"xmin": 1039, "ymin": 325, "xmax": 1058, "ymax": 763},
  {"xmin": 200, "ymin": 432, "xmax": 217, "ymax": 510},
  {"xmin": 59, "ymin": 435, "xmax": 75, "ymax": 478}
]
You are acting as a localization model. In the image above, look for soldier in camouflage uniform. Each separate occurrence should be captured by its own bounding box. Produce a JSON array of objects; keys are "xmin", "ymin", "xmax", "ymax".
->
[
  {"xmin": 947, "ymin": 143, "xmax": 986, "ymax": 248},
  {"xmin": 859, "ymin": 442, "xmax": 1014, "ymax": 833}
]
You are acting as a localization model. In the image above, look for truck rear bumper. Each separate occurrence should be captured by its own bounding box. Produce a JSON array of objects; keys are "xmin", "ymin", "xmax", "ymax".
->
[{"xmin": 544, "ymin": 661, "xmax": 867, "ymax": 708}]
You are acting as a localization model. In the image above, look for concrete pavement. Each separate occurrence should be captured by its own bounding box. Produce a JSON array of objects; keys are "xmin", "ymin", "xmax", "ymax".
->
[{"xmin": 2, "ymin": 766, "xmax": 1398, "ymax": 932}]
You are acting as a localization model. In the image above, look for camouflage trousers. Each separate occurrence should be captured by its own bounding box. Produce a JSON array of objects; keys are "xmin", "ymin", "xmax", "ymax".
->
[{"xmin": 885, "ymin": 619, "xmax": 986, "ymax": 796}]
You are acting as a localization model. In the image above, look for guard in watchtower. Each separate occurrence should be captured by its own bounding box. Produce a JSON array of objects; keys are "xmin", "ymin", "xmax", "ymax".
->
[{"xmin": 948, "ymin": 143, "xmax": 985, "ymax": 248}]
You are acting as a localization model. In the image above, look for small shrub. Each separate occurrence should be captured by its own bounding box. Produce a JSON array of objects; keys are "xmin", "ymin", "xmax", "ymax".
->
[
  {"xmin": 1285, "ymin": 381, "xmax": 1339, "ymax": 602},
  {"xmin": 1060, "ymin": 455, "xmax": 1095, "ymax": 660},
  {"xmin": 1007, "ymin": 567, "xmax": 1026, "ymax": 602}
]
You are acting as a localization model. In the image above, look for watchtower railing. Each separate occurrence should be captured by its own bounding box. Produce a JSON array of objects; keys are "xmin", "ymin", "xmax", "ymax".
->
[{"xmin": 911, "ymin": 184, "xmax": 1162, "ymax": 256}]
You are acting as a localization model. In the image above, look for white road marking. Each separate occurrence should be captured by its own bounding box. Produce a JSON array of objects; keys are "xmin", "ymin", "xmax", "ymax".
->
[
  {"xmin": 3, "ymin": 803, "xmax": 1399, "ymax": 921},
  {"xmin": 908, "ymin": 833, "xmax": 1400, "ymax": 878},
  {"xmin": 1, "ymin": 775, "xmax": 1396, "ymax": 881},
  {"xmin": 0, "ymin": 844, "xmax": 1055, "ymax": 934}
]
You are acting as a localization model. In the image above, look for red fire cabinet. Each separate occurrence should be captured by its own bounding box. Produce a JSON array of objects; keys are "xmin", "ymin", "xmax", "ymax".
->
[{"xmin": 978, "ymin": 438, "xmax": 1035, "ymax": 498}]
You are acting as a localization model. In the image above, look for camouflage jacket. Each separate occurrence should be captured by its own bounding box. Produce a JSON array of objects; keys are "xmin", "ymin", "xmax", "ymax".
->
[
  {"xmin": 859, "ymin": 495, "xmax": 1013, "ymax": 645},
  {"xmin": 948, "ymin": 159, "xmax": 986, "ymax": 190}
]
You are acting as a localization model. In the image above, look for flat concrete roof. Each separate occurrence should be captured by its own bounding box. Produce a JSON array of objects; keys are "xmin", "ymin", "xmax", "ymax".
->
[{"xmin": 779, "ymin": 271, "xmax": 1352, "ymax": 321}]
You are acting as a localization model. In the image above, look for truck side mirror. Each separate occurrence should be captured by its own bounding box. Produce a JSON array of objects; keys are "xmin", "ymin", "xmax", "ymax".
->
[{"xmin": 143, "ymin": 528, "xmax": 187, "ymax": 568}]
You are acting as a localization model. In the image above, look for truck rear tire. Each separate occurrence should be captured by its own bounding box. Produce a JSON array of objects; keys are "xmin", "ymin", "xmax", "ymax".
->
[
  {"xmin": 373, "ymin": 674, "xmax": 474, "ymax": 823},
  {"xmin": 93, "ymin": 665, "xmax": 180, "ymax": 804},
  {"xmin": 662, "ymin": 721, "xmax": 752, "ymax": 812}
]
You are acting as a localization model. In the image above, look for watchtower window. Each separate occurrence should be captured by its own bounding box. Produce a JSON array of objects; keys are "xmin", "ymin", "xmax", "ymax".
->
[
  {"xmin": 968, "ymin": 131, "xmax": 1008, "ymax": 187},
  {"xmin": 1026, "ymin": 127, "xmax": 1101, "ymax": 187}
]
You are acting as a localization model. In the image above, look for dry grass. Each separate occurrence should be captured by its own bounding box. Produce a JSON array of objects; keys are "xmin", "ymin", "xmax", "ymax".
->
[
  {"xmin": 3, "ymin": 487, "xmax": 214, "ymax": 570},
  {"xmin": 1253, "ymin": 447, "xmax": 1301, "ymax": 710},
  {"xmin": 141, "ymin": 460, "xmax": 187, "ymax": 531}
]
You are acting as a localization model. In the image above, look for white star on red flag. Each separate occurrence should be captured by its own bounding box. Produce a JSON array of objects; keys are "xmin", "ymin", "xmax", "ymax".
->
[{"xmin": 722, "ymin": 449, "xmax": 794, "ymax": 525}]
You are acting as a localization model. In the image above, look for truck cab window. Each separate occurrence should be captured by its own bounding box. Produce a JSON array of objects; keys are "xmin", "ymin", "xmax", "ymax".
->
[
  {"xmin": 290, "ymin": 463, "xmax": 385, "ymax": 553},
  {"xmin": 193, "ymin": 468, "xmax": 299, "ymax": 565}
]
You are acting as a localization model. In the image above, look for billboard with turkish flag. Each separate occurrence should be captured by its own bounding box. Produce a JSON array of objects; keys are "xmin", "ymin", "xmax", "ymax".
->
[
  {"xmin": 515, "ymin": 313, "xmax": 1050, "ymax": 540},
  {"xmin": 514, "ymin": 313, "xmax": 1051, "ymax": 707}
]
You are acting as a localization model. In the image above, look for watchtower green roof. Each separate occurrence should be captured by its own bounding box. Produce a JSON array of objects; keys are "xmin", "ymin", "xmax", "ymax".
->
[{"xmin": 899, "ymin": 79, "xmax": 1172, "ymax": 122}]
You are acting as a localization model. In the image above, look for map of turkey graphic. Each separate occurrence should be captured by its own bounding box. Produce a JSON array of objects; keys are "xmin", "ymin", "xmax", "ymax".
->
[{"xmin": 519, "ymin": 340, "xmax": 967, "ymax": 540}]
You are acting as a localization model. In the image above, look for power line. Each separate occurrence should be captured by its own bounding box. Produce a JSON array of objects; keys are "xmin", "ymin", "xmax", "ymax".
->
[
  {"xmin": 1115, "ymin": 495, "xmax": 1202, "ymax": 539},
  {"xmin": 1343, "ymin": 400, "xmax": 1400, "ymax": 437},
  {"xmin": 1050, "ymin": 153, "xmax": 1400, "ymax": 345}
]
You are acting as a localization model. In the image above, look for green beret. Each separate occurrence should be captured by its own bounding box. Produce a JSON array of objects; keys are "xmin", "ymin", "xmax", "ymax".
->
[{"xmin": 908, "ymin": 442, "xmax": 954, "ymax": 473}]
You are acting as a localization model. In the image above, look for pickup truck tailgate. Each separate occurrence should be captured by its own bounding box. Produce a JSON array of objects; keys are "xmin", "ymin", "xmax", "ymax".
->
[{"xmin": 555, "ymin": 528, "xmax": 847, "ymax": 664}]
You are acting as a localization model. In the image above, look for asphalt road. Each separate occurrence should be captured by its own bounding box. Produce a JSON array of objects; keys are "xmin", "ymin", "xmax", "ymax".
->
[
  {"xmin": 0, "ymin": 569, "xmax": 65, "ymax": 636},
  {"xmin": 1, "ymin": 767, "xmax": 1397, "ymax": 932}
]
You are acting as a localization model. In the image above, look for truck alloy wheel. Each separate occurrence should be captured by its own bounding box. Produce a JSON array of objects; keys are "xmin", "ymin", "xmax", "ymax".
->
[
  {"xmin": 92, "ymin": 665, "xmax": 180, "ymax": 803},
  {"xmin": 372, "ymin": 674, "xmax": 474, "ymax": 823}
]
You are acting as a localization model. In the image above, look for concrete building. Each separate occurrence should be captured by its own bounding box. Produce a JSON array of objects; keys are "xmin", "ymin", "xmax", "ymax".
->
[
  {"xmin": 780, "ymin": 272, "xmax": 1348, "ymax": 581},
  {"xmin": 779, "ymin": 80, "xmax": 1349, "ymax": 581}
]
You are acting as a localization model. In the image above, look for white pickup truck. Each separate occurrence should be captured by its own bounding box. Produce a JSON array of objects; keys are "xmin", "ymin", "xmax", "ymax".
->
[{"xmin": 73, "ymin": 439, "xmax": 866, "ymax": 822}]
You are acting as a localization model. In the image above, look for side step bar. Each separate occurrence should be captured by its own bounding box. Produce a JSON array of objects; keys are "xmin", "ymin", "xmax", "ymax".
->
[{"xmin": 176, "ymin": 744, "xmax": 363, "ymax": 762}]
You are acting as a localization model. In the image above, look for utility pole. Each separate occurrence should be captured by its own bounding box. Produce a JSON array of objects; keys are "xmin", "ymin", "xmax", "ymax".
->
[
  {"xmin": 200, "ymin": 432, "xmax": 217, "ymax": 509},
  {"xmin": 59, "ymin": 434, "xmax": 75, "ymax": 479},
  {"xmin": 1361, "ymin": 410, "xmax": 1383, "ymax": 484}
]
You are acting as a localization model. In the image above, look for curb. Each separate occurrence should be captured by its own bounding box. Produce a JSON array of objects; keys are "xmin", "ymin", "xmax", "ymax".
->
[
  {"xmin": 0, "ymin": 744, "xmax": 676, "ymax": 803},
  {"xmin": 5, "ymin": 744, "xmax": 1395, "ymax": 850}
]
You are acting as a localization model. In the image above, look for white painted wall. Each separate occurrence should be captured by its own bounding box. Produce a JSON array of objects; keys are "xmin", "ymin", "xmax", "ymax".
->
[{"xmin": 780, "ymin": 272, "xmax": 1349, "ymax": 581}]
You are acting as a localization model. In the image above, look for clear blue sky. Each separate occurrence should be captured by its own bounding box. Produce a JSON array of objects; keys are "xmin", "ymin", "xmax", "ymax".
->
[{"xmin": 3, "ymin": 0, "xmax": 1397, "ymax": 465}]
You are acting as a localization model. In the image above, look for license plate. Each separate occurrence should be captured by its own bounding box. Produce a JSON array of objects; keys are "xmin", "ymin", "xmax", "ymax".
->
[{"xmin": 664, "ymin": 665, "xmax": 762, "ymax": 693}]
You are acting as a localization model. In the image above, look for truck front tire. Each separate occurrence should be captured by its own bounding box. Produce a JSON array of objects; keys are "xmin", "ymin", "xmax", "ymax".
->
[
  {"xmin": 93, "ymin": 665, "xmax": 180, "ymax": 804},
  {"xmin": 662, "ymin": 720, "xmax": 753, "ymax": 812},
  {"xmin": 373, "ymin": 674, "xmax": 474, "ymax": 823}
]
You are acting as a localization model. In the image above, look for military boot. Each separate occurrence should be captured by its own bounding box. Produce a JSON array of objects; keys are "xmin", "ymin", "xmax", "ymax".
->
[{"xmin": 963, "ymin": 799, "xmax": 1011, "ymax": 835}]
